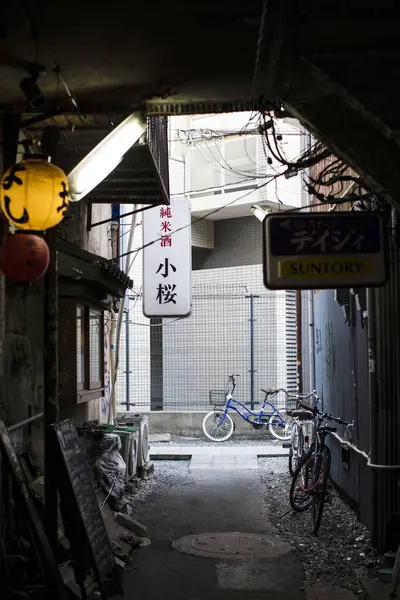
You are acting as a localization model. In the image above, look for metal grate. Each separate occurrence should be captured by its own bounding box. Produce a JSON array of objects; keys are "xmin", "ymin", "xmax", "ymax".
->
[
  {"xmin": 147, "ymin": 115, "xmax": 170, "ymax": 197},
  {"xmin": 146, "ymin": 100, "xmax": 258, "ymax": 117}
]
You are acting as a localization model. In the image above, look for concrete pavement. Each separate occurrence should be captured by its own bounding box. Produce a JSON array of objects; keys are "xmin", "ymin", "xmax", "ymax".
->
[
  {"xmin": 122, "ymin": 463, "xmax": 306, "ymax": 599},
  {"xmin": 150, "ymin": 444, "xmax": 289, "ymax": 470}
]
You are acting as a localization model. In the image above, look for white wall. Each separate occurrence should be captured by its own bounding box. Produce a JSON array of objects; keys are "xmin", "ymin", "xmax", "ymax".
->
[
  {"xmin": 169, "ymin": 112, "xmax": 304, "ymax": 217},
  {"xmin": 114, "ymin": 112, "xmax": 303, "ymax": 412}
]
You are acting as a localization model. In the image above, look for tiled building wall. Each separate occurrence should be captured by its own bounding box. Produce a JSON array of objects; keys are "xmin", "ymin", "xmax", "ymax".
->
[
  {"xmin": 116, "ymin": 215, "xmax": 298, "ymax": 412},
  {"xmin": 195, "ymin": 216, "xmax": 262, "ymax": 270}
]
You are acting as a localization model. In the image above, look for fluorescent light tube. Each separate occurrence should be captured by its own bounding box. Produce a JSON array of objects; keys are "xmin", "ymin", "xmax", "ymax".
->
[{"xmin": 67, "ymin": 112, "xmax": 147, "ymax": 202}]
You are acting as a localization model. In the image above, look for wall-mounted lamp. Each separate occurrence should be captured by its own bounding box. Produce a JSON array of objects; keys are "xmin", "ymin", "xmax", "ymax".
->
[
  {"xmin": 250, "ymin": 205, "xmax": 269, "ymax": 222},
  {"xmin": 19, "ymin": 62, "xmax": 46, "ymax": 109},
  {"xmin": 20, "ymin": 77, "xmax": 45, "ymax": 109},
  {"xmin": 67, "ymin": 112, "xmax": 147, "ymax": 202}
]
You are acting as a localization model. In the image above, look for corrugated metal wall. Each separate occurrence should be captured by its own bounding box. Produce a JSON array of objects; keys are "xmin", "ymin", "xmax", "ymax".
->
[
  {"xmin": 314, "ymin": 288, "xmax": 371, "ymax": 527},
  {"xmin": 375, "ymin": 240, "xmax": 400, "ymax": 550}
]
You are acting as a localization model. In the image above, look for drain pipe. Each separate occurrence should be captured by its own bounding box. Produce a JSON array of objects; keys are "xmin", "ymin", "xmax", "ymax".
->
[
  {"xmin": 303, "ymin": 128, "xmax": 315, "ymax": 392},
  {"xmin": 308, "ymin": 291, "xmax": 315, "ymax": 391},
  {"xmin": 108, "ymin": 206, "xmax": 138, "ymax": 423},
  {"xmin": 296, "ymin": 290, "xmax": 303, "ymax": 393}
]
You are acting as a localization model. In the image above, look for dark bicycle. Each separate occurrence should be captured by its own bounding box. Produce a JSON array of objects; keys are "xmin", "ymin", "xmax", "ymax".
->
[{"xmin": 289, "ymin": 403, "xmax": 352, "ymax": 535}]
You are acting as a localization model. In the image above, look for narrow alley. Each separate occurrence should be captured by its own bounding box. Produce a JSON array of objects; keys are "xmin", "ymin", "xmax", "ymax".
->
[
  {"xmin": 124, "ymin": 459, "xmax": 305, "ymax": 599},
  {"xmin": 1, "ymin": 2, "xmax": 400, "ymax": 598},
  {"xmin": 121, "ymin": 456, "xmax": 371, "ymax": 600}
]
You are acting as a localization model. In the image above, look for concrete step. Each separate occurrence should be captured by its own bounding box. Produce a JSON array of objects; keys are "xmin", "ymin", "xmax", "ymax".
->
[{"xmin": 150, "ymin": 445, "xmax": 289, "ymax": 460}]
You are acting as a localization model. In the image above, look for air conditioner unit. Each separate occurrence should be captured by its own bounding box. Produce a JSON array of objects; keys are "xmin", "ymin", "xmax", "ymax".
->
[
  {"xmin": 115, "ymin": 429, "xmax": 139, "ymax": 481},
  {"xmin": 117, "ymin": 415, "xmax": 149, "ymax": 467}
]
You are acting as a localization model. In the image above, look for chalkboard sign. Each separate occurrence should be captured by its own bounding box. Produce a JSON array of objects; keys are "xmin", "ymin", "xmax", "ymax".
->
[{"xmin": 51, "ymin": 419, "xmax": 117, "ymax": 597}]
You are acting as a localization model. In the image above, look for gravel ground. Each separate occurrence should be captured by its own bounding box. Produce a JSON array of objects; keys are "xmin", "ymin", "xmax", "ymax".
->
[
  {"xmin": 259, "ymin": 456, "xmax": 381, "ymax": 594},
  {"xmin": 124, "ymin": 460, "xmax": 194, "ymax": 509},
  {"xmin": 125, "ymin": 453, "xmax": 382, "ymax": 594}
]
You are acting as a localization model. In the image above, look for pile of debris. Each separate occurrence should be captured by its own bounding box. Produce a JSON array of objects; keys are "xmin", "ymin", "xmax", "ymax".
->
[
  {"xmin": 25, "ymin": 417, "xmax": 155, "ymax": 595},
  {"xmin": 76, "ymin": 418, "xmax": 155, "ymax": 572}
]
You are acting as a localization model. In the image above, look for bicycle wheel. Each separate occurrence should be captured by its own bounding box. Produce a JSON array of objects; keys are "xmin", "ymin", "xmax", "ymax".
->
[
  {"xmin": 288, "ymin": 421, "xmax": 298, "ymax": 475},
  {"xmin": 202, "ymin": 410, "xmax": 234, "ymax": 442},
  {"xmin": 312, "ymin": 445, "xmax": 331, "ymax": 535},
  {"xmin": 289, "ymin": 426, "xmax": 304, "ymax": 476},
  {"xmin": 269, "ymin": 410, "xmax": 293, "ymax": 441},
  {"xmin": 289, "ymin": 447, "xmax": 314, "ymax": 512}
]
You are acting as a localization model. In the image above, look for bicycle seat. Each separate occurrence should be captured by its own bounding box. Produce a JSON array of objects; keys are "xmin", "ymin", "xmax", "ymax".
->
[
  {"xmin": 261, "ymin": 387, "xmax": 276, "ymax": 394},
  {"xmin": 291, "ymin": 408, "xmax": 314, "ymax": 421}
]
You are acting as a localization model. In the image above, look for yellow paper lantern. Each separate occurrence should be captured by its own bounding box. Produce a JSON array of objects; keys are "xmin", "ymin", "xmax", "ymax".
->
[{"xmin": 0, "ymin": 158, "xmax": 69, "ymax": 231}]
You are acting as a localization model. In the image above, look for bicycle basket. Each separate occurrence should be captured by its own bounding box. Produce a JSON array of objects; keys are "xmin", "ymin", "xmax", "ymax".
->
[{"xmin": 209, "ymin": 390, "xmax": 228, "ymax": 406}]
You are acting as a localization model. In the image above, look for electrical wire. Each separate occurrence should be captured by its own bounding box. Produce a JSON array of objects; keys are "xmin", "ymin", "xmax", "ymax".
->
[{"xmin": 117, "ymin": 175, "xmax": 281, "ymax": 261}]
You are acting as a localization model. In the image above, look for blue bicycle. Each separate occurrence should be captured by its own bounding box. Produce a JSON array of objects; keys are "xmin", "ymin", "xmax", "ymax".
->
[{"xmin": 202, "ymin": 374, "xmax": 294, "ymax": 442}]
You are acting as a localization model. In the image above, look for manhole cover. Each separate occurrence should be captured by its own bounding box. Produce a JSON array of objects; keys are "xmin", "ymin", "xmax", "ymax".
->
[{"xmin": 172, "ymin": 532, "xmax": 275, "ymax": 559}]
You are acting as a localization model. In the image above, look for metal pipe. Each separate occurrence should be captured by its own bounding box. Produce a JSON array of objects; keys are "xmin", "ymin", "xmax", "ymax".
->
[
  {"xmin": 125, "ymin": 306, "xmax": 130, "ymax": 410},
  {"xmin": 304, "ymin": 129, "xmax": 315, "ymax": 393},
  {"xmin": 308, "ymin": 291, "xmax": 315, "ymax": 391},
  {"xmin": 89, "ymin": 204, "xmax": 153, "ymax": 229},
  {"xmin": 367, "ymin": 286, "xmax": 378, "ymax": 547},
  {"xmin": 42, "ymin": 126, "xmax": 60, "ymax": 552},
  {"xmin": 8, "ymin": 412, "xmax": 44, "ymax": 432},
  {"xmin": 108, "ymin": 205, "xmax": 139, "ymax": 423},
  {"xmin": 296, "ymin": 290, "xmax": 303, "ymax": 393},
  {"xmin": 330, "ymin": 431, "xmax": 400, "ymax": 470}
]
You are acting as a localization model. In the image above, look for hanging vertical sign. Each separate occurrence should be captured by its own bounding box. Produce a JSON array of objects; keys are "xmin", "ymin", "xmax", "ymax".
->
[{"xmin": 143, "ymin": 196, "xmax": 192, "ymax": 317}]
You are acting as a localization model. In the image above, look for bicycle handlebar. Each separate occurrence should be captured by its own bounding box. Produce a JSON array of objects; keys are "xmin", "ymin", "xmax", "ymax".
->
[
  {"xmin": 299, "ymin": 402, "xmax": 351, "ymax": 426},
  {"xmin": 264, "ymin": 389, "xmax": 319, "ymax": 399},
  {"xmin": 298, "ymin": 390, "xmax": 319, "ymax": 399}
]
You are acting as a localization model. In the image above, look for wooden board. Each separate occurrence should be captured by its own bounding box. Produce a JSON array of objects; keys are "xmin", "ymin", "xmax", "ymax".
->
[
  {"xmin": 0, "ymin": 420, "xmax": 67, "ymax": 598},
  {"xmin": 51, "ymin": 419, "xmax": 117, "ymax": 596}
]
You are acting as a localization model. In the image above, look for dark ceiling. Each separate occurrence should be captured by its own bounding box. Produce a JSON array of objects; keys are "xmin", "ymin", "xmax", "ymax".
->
[
  {"xmin": 1, "ymin": 0, "xmax": 400, "ymax": 208},
  {"xmin": 0, "ymin": 0, "xmax": 262, "ymax": 113}
]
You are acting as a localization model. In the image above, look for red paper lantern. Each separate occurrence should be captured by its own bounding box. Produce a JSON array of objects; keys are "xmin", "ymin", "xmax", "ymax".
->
[{"xmin": 0, "ymin": 233, "xmax": 50, "ymax": 282}]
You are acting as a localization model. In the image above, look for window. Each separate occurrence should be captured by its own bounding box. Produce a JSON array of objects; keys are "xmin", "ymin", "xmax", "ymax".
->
[
  {"xmin": 76, "ymin": 305, "xmax": 104, "ymax": 393},
  {"xmin": 89, "ymin": 309, "xmax": 103, "ymax": 389},
  {"xmin": 76, "ymin": 306, "xmax": 85, "ymax": 389},
  {"xmin": 188, "ymin": 135, "xmax": 258, "ymax": 197}
]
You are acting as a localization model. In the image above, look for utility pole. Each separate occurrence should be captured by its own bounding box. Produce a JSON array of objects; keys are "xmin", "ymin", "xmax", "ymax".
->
[{"xmin": 246, "ymin": 294, "xmax": 259, "ymax": 410}]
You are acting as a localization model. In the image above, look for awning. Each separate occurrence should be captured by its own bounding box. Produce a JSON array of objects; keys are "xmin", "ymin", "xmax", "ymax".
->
[{"xmin": 57, "ymin": 240, "xmax": 133, "ymax": 307}]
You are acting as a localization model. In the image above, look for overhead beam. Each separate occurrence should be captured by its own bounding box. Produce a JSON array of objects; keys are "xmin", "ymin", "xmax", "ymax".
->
[{"xmin": 284, "ymin": 58, "xmax": 400, "ymax": 210}]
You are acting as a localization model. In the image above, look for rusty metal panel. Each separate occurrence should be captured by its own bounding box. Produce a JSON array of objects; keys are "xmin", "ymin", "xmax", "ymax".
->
[
  {"xmin": 310, "ymin": 154, "xmax": 358, "ymax": 213},
  {"xmin": 314, "ymin": 288, "xmax": 371, "ymax": 527}
]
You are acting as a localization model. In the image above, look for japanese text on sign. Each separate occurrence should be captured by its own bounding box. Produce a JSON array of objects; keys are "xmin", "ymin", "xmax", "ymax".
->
[
  {"xmin": 263, "ymin": 212, "xmax": 385, "ymax": 290},
  {"xmin": 143, "ymin": 196, "xmax": 192, "ymax": 317},
  {"xmin": 269, "ymin": 214, "xmax": 381, "ymax": 256}
]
